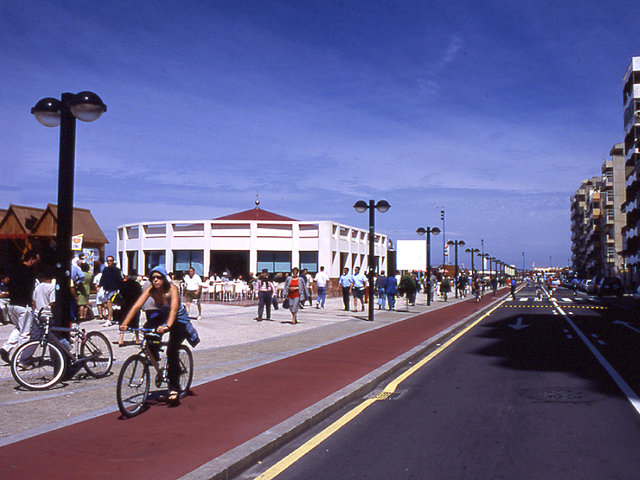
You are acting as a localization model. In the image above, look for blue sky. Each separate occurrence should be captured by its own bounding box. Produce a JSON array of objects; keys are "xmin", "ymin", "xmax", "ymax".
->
[{"xmin": 2, "ymin": 0, "xmax": 640, "ymax": 270}]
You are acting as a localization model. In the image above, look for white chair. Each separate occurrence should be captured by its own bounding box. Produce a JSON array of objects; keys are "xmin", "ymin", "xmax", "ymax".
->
[{"xmin": 223, "ymin": 282, "xmax": 235, "ymax": 302}]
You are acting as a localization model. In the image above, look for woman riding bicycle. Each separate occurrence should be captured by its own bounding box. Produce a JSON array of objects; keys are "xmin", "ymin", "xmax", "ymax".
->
[{"xmin": 120, "ymin": 266, "xmax": 199, "ymax": 403}]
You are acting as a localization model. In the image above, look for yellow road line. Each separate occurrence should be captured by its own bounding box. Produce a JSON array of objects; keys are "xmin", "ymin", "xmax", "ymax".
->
[{"xmin": 254, "ymin": 300, "xmax": 506, "ymax": 479}]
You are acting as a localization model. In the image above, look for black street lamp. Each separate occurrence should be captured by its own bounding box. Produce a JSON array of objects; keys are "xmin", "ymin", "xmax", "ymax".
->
[
  {"xmin": 354, "ymin": 199, "xmax": 390, "ymax": 321},
  {"xmin": 478, "ymin": 252, "xmax": 488, "ymax": 279},
  {"xmin": 447, "ymin": 240, "xmax": 465, "ymax": 298},
  {"xmin": 32, "ymin": 91, "xmax": 107, "ymax": 328},
  {"xmin": 465, "ymin": 247, "xmax": 480, "ymax": 277},
  {"xmin": 417, "ymin": 226, "xmax": 441, "ymax": 306}
]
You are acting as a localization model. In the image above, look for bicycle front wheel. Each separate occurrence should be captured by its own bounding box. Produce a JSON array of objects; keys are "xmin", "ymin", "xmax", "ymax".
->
[
  {"xmin": 81, "ymin": 331, "xmax": 113, "ymax": 378},
  {"xmin": 116, "ymin": 355, "xmax": 150, "ymax": 418},
  {"xmin": 177, "ymin": 345, "xmax": 194, "ymax": 399},
  {"xmin": 11, "ymin": 340, "xmax": 67, "ymax": 390}
]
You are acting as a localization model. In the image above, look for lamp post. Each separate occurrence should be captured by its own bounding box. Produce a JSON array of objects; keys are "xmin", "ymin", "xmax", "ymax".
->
[
  {"xmin": 465, "ymin": 248, "xmax": 479, "ymax": 278},
  {"xmin": 354, "ymin": 199, "xmax": 390, "ymax": 321},
  {"xmin": 440, "ymin": 209, "xmax": 446, "ymax": 267},
  {"xmin": 447, "ymin": 240, "xmax": 465, "ymax": 298},
  {"xmin": 417, "ymin": 226, "xmax": 441, "ymax": 306},
  {"xmin": 31, "ymin": 91, "xmax": 107, "ymax": 328},
  {"xmin": 479, "ymin": 252, "xmax": 488, "ymax": 279},
  {"xmin": 522, "ymin": 252, "xmax": 525, "ymax": 277}
]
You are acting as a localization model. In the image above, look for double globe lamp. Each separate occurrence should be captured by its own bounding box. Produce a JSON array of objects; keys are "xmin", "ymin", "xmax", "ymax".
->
[
  {"xmin": 31, "ymin": 91, "xmax": 107, "ymax": 327},
  {"xmin": 353, "ymin": 200, "xmax": 390, "ymax": 321}
]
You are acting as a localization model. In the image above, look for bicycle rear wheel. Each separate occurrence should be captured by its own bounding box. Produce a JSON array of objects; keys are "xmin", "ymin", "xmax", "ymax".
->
[
  {"xmin": 177, "ymin": 345, "xmax": 194, "ymax": 399},
  {"xmin": 81, "ymin": 331, "xmax": 113, "ymax": 378},
  {"xmin": 11, "ymin": 340, "xmax": 67, "ymax": 390},
  {"xmin": 116, "ymin": 355, "xmax": 150, "ymax": 418}
]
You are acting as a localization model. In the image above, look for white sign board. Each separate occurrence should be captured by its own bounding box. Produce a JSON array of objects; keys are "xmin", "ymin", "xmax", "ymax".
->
[{"xmin": 396, "ymin": 240, "xmax": 426, "ymax": 271}]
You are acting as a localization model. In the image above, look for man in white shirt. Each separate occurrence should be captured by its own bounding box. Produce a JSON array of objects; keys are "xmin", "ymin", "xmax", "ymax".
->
[
  {"xmin": 315, "ymin": 266, "xmax": 330, "ymax": 309},
  {"xmin": 183, "ymin": 267, "xmax": 202, "ymax": 320}
]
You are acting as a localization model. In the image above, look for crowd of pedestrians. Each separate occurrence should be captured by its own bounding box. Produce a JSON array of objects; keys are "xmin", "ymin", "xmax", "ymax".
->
[{"xmin": 0, "ymin": 247, "xmax": 515, "ymax": 365}]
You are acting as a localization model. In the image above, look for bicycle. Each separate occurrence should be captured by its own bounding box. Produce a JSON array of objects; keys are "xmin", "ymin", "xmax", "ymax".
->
[
  {"xmin": 116, "ymin": 327, "xmax": 194, "ymax": 418},
  {"xmin": 10, "ymin": 310, "xmax": 114, "ymax": 390}
]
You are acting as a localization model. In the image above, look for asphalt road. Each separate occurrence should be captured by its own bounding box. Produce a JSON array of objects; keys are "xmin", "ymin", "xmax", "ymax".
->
[{"xmin": 241, "ymin": 286, "xmax": 640, "ymax": 479}]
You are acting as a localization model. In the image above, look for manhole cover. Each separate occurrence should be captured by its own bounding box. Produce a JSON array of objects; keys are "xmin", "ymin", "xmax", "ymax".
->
[
  {"xmin": 365, "ymin": 391, "xmax": 403, "ymax": 401},
  {"xmin": 520, "ymin": 388, "xmax": 606, "ymax": 403}
]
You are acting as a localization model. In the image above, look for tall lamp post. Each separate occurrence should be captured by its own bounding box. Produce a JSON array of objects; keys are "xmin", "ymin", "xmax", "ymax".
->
[
  {"xmin": 465, "ymin": 248, "xmax": 479, "ymax": 277},
  {"xmin": 31, "ymin": 91, "xmax": 107, "ymax": 328},
  {"xmin": 354, "ymin": 199, "xmax": 390, "ymax": 321},
  {"xmin": 447, "ymin": 240, "xmax": 465, "ymax": 298},
  {"xmin": 417, "ymin": 226, "xmax": 440, "ymax": 306},
  {"xmin": 479, "ymin": 252, "xmax": 488, "ymax": 279}
]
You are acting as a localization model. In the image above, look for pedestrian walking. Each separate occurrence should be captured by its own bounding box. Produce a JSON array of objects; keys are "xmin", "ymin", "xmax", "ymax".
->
[
  {"xmin": 0, "ymin": 250, "xmax": 40, "ymax": 363},
  {"xmin": 385, "ymin": 271, "xmax": 398, "ymax": 310},
  {"xmin": 183, "ymin": 267, "xmax": 202, "ymax": 320},
  {"xmin": 376, "ymin": 270, "xmax": 387, "ymax": 310},
  {"xmin": 283, "ymin": 267, "xmax": 309, "ymax": 324},
  {"xmin": 314, "ymin": 266, "xmax": 330, "ymax": 309},
  {"xmin": 338, "ymin": 267, "xmax": 353, "ymax": 311},
  {"xmin": 99, "ymin": 256, "xmax": 123, "ymax": 326},
  {"xmin": 255, "ymin": 269, "xmax": 276, "ymax": 321}
]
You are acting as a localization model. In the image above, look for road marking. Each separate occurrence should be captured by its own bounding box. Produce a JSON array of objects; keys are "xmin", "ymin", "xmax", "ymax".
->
[
  {"xmin": 253, "ymin": 301, "xmax": 507, "ymax": 479},
  {"xmin": 552, "ymin": 299, "xmax": 640, "ymax": 416},
  {"xmin": 613, "ymin": 320, "xmax": 640, "ymax": 333},
  {"xmin": 509, "ymin": 317, "xmax": 529, "ymax": 330}
]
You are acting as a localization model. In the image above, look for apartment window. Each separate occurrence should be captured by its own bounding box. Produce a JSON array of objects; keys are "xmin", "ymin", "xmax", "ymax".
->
[
  {"xmin": 606, "ymin": 171, "xmax": 614, "ymax": 183},
  {"xmin": 607, "ymin": 209, "xmax": 615, "ymax": 221}
]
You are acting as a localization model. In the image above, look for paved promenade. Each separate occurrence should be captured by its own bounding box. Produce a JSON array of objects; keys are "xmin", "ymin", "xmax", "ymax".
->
[{"xmin": 0, "ymin": 289, "xmax": 508, "ymax": 479}]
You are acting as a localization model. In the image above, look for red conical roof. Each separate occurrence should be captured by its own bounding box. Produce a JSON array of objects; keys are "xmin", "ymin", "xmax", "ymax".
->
[{"xmin": 214, "ymin": 208, "xmax": 297, "ymax": 222}]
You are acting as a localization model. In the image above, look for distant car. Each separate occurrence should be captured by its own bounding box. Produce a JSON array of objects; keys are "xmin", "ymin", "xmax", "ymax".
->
[
  {"xmin": 549, "ymin": 278, "xmax": 561, "ymax": 287},
  {"xmin": 596, "ymin": 277, "xmax": 624, "ymax": 297},
  {"xmin": 587, "ymin": 276, "xmax": 603, "ymax": 295},
  {"xmin": 579, "ymin": 279, "xmax": 592, "ymax": 293},
  {"xmin": 632, "ymin": 286, "xmax": 640, "ymax": 314}
]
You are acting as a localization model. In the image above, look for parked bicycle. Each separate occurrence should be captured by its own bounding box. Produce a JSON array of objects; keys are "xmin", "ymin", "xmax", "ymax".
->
[
  {"xmin": 116, "ymin": 327, "xmax": 194, "ymax": 418},
  {"xmin": 10, "ymin": 310, "xmax": 114, "ymax": 390}
]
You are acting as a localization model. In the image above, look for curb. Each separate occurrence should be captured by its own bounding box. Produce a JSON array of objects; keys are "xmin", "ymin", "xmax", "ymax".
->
[{"xmin": 181, "ymin": 293, "xmax": 509, "ymax": 480}]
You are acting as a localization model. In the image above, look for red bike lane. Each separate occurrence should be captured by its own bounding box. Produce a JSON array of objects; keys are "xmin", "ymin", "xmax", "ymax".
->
[{"xmin": 0, "ymin": 294, "xmax": 500, "ymax": 479}]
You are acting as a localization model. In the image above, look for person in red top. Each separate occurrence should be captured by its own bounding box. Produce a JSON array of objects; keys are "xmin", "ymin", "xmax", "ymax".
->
[{"xmin": 282, "ymin": 267, "xmax": 309, "ymax": 325}]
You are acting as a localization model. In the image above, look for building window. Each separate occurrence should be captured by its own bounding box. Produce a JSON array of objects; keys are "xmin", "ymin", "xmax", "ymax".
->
[
  {"xmin": 126, "ymin": 226, "xmax": 139, "ymax": 239},
  {"xmin": 126, "ymin": 251, "xmax": 138, "ymax": 274},
  {"xmin": 173, "ymin": 250, "xmax": 204, "ymax": 276},
  {"xmin": 300, "ymin": 251, "xmax": 318, "ymax": 273},
  {"xmin": 144, "ymin": 250, "xmax": 166, "ymax": 274},
  {"xmin": 257, "ymin": 251, "xmax": 291, "ymax": 274},
  {"xmin": 607, "ymin": 209, "xmax": 615, "ymax": 221}
]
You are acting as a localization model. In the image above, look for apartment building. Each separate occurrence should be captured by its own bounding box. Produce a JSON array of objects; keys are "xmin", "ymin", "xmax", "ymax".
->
[
  {"xmin": 570, "ymin": 142, "xmax": 625, "ymax": 278},
  {"xmin": 622, "ymin": 56, "xmax": 640, "ymax": 283},
  {"xmin": 571, "ymin": 176, "xmax": 601, "ymax": 277}
]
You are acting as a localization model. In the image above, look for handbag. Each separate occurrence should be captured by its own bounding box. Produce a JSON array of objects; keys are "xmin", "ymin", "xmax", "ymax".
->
[
  {"xmin": 282, "ymin": 298, "xmax": 290, "ymax": 309},
  {"xmin": 272, "ymin": 296, "xmax": 279, "ymax": 310}
]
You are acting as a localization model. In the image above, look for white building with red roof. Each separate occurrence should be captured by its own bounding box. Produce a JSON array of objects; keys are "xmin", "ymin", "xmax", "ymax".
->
[{"xmin": 116, "ymin": 205, "xmax": 389, "ymax": 280}]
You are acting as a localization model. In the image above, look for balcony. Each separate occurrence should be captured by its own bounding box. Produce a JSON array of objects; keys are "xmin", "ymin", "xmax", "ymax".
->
[{"xmin": 625, "ymin": 146, "xmax": 640, "ymax": 166}]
